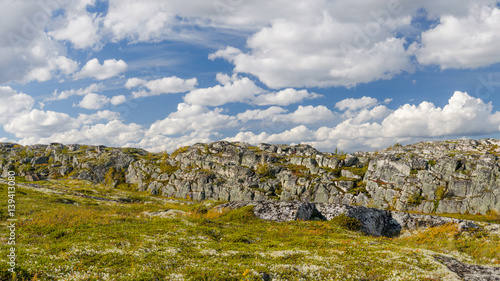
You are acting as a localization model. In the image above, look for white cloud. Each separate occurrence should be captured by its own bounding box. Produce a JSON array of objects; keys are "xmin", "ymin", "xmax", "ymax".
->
[
  {"xmin": 47, "ymin": 84, "xmax": 102, "ymax": 101},
  {"xmin": 75, "ymin": 93, "xmax": 110, "ymax": 110},
  {"xmin": 0, "ymin": 86, "xmax": 35, "ymax": 124},
  {"xmin": 413, "ymin": 4, "xmax": 500, "ymax": 69},
  {"xmin": 110, "ymin": 95, "xmax": 127, "ymax": 105},
  {"xmin": 135, "ymin": 132, "xmax": 213, "ymax": 153},
  {"xmin": 210, "ymin": 14, "xmax": 413, "ymax": 88},
  {"xmin": 284, "ymin": 105, "xmax": 336, "ymax": 124},
  {"xmin": 380, "ymin": 91, "xmax": 500, "ymax": 137},
  {"xmin": 104, "ymin": 0, "xmax": 176, "ymax": 43},
  {"xmin": 184, "ymin": 75, "xmax": 320, "ymax": 106},
  {"xmin": 228, "ymin": 125, "xmax": 315, "ymax": 144},
  {"xmin": 25, "ymin": 56, "xmax": 79, "ymax": 82},
  {"xmin": 77, "ymin": 110, "xmax": 121, "ymax": 125},
  {"xmin": 74, "ymin": 93, "xmax": 128, "ymax": 109},
  {"xmin": 237, "ymin": 105, "xmax": 336, "ymax": 136},
  {"xmin": 17, "ymin": 120, "xmax": 144, "ymax": 147},
  {"xmin": 350, "ymin": 105, "xmax": 393, "ymax": 124},
  {"xmin": 184, "ymin": 77, "xmax": 261, "ymax": 106},
  {"xmin": 74, "ymin": 58, "xmax": 128, "ymax": 80},
  {"xmin": 147, "ymin": 103, "xmax": 239, "ymax": 137},
  {"xmin": 127, "ymin": 76, "xmax": 198, "ymax": 98},
  {"xmin": 125, "ymin": 77, "xmax": 146, "ymax": 89},
  {"xmin": 237, "ymin": 107, "xmax": 287, "ymax": 122},
  {"xmin": 252, "ymin": 89, "xmax": 320, "ymax": 106},
  {"xmin": 227, "ymin": 91, "xmax": 500, "ymax": 152},
  {"xmin": 336, "ymin": 96, "xmax": 379, "ymax": 111},
  {"xmin": 4, "ymin": 109, "xmax": 77, "ymax": 138},
  {"xmin": 49, "ymin": 11, "xmax": 101, "ymax": 49}
]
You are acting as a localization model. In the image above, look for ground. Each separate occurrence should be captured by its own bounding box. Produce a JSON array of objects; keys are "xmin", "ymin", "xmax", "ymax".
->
[{"xmin": 0, "ymin": 179, "xmax": 499, "ymax": 280}]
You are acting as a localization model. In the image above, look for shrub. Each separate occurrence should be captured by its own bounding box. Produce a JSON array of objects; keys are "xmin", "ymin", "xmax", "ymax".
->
[
  {"xmin": 407, "ymin": 192, "xmax": 424, "ymax": 206},
  {"xmin": 104, "ymin": 167, "xmax": 126, "ymax": 188},
  {"xmin": 435, "ymin": 185, "xmax": 447, "ymax": 199},
  {"xmin": 256, "ymin": 163, "xmax": 270, "ymax": 176},
  {"xmin": 171, "ymin": 146, "xmax": 189, "ymax": 158},
  {"xmin": 159, "ymin": 163, "xmax": 179, "ymax": 175}
]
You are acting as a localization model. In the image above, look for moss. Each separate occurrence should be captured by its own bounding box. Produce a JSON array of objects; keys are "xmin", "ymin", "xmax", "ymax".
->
[
  {"xmin": 330, "ymin": 214, "xmax": 362, "ymax": 231},
  {"xmin": 104, "ymin": 167, "xmax": 126, "ymax": 187},
  {"xmin": 159, "ymin": 163, "xmax": 179, "ymax": 175},
  {"xmin": 407, "ymin": 192, "xmax": 424, "ymax": 206},
  {"xmin": 255, "ymin": 163, "xmax": 270, "ymax": 176},
  {"xmin": 286, "ymin": 164, "xmax": 309, "ymax": 177},
  {"xmin": 345, "ymin": 166, "xmax": 368, "ymax": 177},
  {"xmin": 171, "ymin": 146, "xmax": 189, "ymax": 158},
  {"xmin": 322, "ymin": 167, "xmax": 341, "ymax": 176},
  {"xmin": 435, "ymin": 185, "xmax": 447, "ymax": 199}
]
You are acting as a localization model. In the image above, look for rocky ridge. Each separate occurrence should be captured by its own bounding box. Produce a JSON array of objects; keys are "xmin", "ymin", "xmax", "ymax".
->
[
  {"xmin": 215, "ymin": 200, "xmax": 492, "ymax": 237},
  {"xmin": 1, "ymin": 138, "xmax": 500, "ymax": 216}
]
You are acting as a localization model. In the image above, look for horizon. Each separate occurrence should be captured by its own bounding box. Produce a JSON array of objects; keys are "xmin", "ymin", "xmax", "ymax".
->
[{"xmin": 2, "ymin": 1, "xmax": 500, "ymax": 154}]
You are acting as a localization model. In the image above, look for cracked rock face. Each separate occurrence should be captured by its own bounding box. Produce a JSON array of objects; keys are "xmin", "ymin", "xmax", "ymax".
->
[
  {"xmin": 218, "ymin": 201, "xmax": 402, "ymax": 237},
  {"xmin": 1, "ymin": 138, "xmax": 500, "ymax": 216},
  {"xmin": 434, "ymin": 255, "xmax": 500, "ymax": 281},
  {"xmin": 253, "ymin": 201, "xmax": 315, "ymax": 222},
  {"xmin": 216, "ymin": 201, "xmax": 494, "ymax": 238}
]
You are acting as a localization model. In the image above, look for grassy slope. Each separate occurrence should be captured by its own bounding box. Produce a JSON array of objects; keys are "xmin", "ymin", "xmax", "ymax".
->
[{"xmin": 0, "ymin": 180, "xmax": 498, "ymax": 281}]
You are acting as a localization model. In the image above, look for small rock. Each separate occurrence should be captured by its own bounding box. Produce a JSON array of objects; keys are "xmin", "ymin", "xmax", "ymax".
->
[{"xmin": 458, "ymin": 221, "xmax": 480, "ymax": 232}]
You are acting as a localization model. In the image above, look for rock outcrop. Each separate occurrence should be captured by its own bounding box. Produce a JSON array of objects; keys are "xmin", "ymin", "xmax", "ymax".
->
[
  {"xmin": 216, "ymin": 201, "xmax": 488, "ymax": 237},
  {"xmin": 1, "ymin": 139, "xmax": 500, "ymax": 216}
]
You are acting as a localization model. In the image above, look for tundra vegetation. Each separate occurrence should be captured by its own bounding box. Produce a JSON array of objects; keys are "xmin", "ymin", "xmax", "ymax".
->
[{"xmin": 0, "ymin": 139, "xmax": 499, "ymax": 280}]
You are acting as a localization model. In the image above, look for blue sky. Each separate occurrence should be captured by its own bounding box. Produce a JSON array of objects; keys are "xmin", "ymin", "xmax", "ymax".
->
[{"xmin": 1, "ymin": 0, "xmax": 500, "ymax": 153}]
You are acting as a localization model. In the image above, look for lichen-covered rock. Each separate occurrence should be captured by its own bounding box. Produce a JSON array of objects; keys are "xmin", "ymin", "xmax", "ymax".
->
[
  {"xmin": 315, "ymin": 203, "xmax": 401, "ymax": 237},
  {"xmin": 1, "ymin": 138, "xmax": 500, "ymax": 215}
]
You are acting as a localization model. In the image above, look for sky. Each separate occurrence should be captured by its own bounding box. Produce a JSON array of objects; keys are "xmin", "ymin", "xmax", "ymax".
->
[{"xmin": 1, "ymin": 0, "xmax": 500, "ymax": 153}]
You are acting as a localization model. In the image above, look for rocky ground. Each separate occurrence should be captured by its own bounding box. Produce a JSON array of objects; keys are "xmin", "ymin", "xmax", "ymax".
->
[
  {"xmin": 1, "ymin": 138, "xmax": 500, "ymax": 216},
  {"xmin": 1, "ymin": 178, "xmax": 499, "ymax": 280}
]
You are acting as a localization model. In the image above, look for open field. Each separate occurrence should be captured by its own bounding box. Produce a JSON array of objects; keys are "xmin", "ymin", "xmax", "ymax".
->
[{"xmin": 1, "ymin": 179, "xmax": 499, "ymax": 280}]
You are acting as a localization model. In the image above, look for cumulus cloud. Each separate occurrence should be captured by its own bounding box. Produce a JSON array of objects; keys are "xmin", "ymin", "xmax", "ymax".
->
[
  {"xmin": 4, "ymin": 109, "xmax": 77, "ymax": 138},
  {"xmin": 74, "ymin": 93, "xmax": 128, "ymax": 109},
  {"xmin": 0, "ymin": 2, "xmax": 66, "ymax": 83},
  {"xmin": 49, "ymin": 3, "xmax": 101, "ymax": 49},
  {"xmin": 129, "ymin": 76, "xmax": 198, "ymax": 98},
  {"xmin": 412, "ymin": 4, "xmax": 500, "ymax": 69},
  {"xmin": 125, "ymin": 77, "xmax": 146, "ymax": 89},
  {"xmin": 110, "ymin": 95, "xmax": 127, "ymax": 105},
  {"xmin": 77, "ymin": 110, "xmax": 121, "ymax": 125},
  {"xmin": 252, "ymin": 89, "xmax": 321, "ymax": 106},
  {"xmin": 210, "ymin": 14, "xmax": 413, "ymax": 88},
  {"xmin": 184, "ymin": 75, "xmax": 320, "ymax": 106},
  {"xmin": 184, "ymin": 77, "xmax": 261, "ymax": 106},
  {"xmin": 47, "ymin": 84, "xmax": 102, "ymax": 101},
  {"xmin": 227, "ymin": 91, "xmax": 500, "ymax": 152},
  {"xmin": 336, "ymin": 96, "xmax": 379, "ymax": 111},
  {"xmin": 74, "ymin": 58, "xmax": 128, "ymax": 80},
  {"xmin": 18, "ymin": 120, "xmax": 144, "ymax": 147},
  {"xmin": 228, "ymin": 125, "xmax": 315, "ymax": 144},
  {"xmin": 75, "ymin": 93, "xmax": 111, "ymax": 110},
  {"xmin": 147, "ymin": 103, "xmax": 239, "ymax": 137},
  {"xmin": 0, "ymin": 86, "xmax": 35, "ymax": 124},
  {"xmin": 237, "ymin": 107, "xmax": 287, "ymax": 122}
]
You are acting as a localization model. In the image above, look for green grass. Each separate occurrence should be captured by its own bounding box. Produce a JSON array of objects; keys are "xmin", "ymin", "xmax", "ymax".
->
[{"xmin": 0, "ymin": 180, "xmax": 499, "ymax": 280}]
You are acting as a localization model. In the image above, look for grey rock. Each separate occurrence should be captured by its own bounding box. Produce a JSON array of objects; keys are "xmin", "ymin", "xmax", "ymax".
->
[
  {"xmin": 458, "ymin": 221, "xmax": 480, "ymax": 232},
  {"xmin": 253, "ymin": 201, "xmax": 315, "ymax": 222},
  {"xmin": 315, "ymin": 203, "xmax": 400, "ymax": 237},
  {"xmin": 31, "ymin": 156, "xmax": 49, "ymax": 165},
  {"xmin": 434, "ymin": 255, "xmax": 500, "ymax": 281}
]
